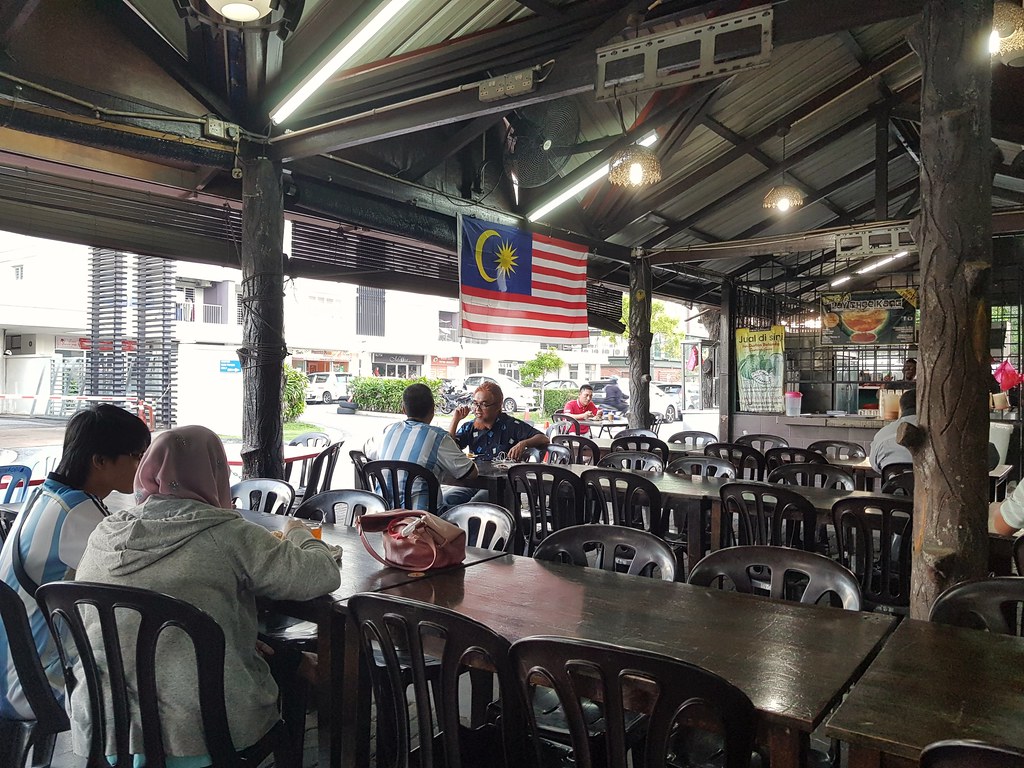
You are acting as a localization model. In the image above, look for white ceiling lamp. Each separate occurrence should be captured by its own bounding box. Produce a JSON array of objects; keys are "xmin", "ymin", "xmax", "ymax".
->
[
  {"xmin": 763, "ymin": 127, "xmax": 803, "ymax": 212},
  {"xmin": 992, "ymin": 1, "xmax": 1024, "ymax": 65},
  {"xmin": 271, "ymin": 0, "xmax": 413, "ymax": 124},
  {"xmin": 206, "ymin": 0, "xmax": 272, "ymax": 22}
]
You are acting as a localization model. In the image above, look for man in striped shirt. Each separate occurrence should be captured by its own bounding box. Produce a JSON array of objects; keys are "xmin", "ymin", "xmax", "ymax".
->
[{"xmin": 366, "ymin": 383, "xmax": 480, "ymax": 511}]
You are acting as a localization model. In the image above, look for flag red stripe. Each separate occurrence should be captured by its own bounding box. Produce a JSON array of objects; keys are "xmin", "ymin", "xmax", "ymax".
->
[
  {"xmin": 533, "ymin": 232, "xmax": 589, "ymax": 253},
  {"xmin": 461, "ymin": 301, "xmax": 585, "ymax": 323},
  {"xmin": 533, "ymin": 247, "xmax": 588, "ymax": 269},
  {"xmin": 461, "ymin": 317, "xmax": 590, "ymax": 339},
  {"xmin": 532, "ymin": 262, "xmax": 588, "ymax": 288},
  {"xmin": 461, "ymin": 284, "xmax": 586, "ymax": 310}
]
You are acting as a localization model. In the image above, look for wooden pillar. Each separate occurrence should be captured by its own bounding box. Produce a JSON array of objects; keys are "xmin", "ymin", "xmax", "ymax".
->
[
  {"xmin": 628, "ymin": 248, "xmax": 652, "ymax": 430},
  {"xmin": 239, "ymin": 141, "xmax": 286, "ymax": 480},
  {"xmin": 908, "ymin": 0, "xmax": 993, "ymax": 618}
]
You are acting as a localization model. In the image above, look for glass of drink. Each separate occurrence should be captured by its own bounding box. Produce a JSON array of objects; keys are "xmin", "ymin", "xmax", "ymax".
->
[{"xmin": 306, "ymin": 511, "xmax": 324, "ymax": 540}]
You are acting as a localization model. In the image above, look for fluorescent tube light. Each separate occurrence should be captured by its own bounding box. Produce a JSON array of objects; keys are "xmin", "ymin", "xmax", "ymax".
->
[
  {"xmin": 527, "ymin": 132, "xmax": 658, "ymax": 222},
  {"xmin": 271, "ymin": 0, "xmax": 413, "ymax": 124},
  {"xmin": 830, "ymin": 276, "xmax": 852, "ymax": 287},
  {"xmin": 855, "ymin": 250, "xmax": 907, "ymax": 275}
]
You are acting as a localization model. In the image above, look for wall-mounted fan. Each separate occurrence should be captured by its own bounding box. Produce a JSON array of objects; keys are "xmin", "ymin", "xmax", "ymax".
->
[{"xmin": 502, "ymin": 101, "xmax": 581, "ymax": 188}]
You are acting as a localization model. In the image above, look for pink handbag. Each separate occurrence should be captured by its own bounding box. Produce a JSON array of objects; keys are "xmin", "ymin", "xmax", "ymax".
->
[{"xmin": 357, "ymin": 510, "xmax": 467, "ymax": 571}]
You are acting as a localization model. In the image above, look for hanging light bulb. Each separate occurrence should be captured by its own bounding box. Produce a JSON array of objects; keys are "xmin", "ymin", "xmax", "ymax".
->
[
  {"xmin": 609, "ymin": 144, "xmax": 661, "ymax": 188},
  {"xmin": 206, "ymin": 0, "xmax": 273, "ymax": 22},
  {"xmin": 992, "ymin": 1, "xmax": 1024, "ymax": 63},
  {"xmin": 763, "ymin": 128, "xmax": 803, "ymax": 212}
]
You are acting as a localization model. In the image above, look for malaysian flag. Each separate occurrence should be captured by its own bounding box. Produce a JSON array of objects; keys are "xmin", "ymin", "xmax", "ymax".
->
[{"xmin": 458, "ymin": 214, "xmax": 589, "ymax": 343}]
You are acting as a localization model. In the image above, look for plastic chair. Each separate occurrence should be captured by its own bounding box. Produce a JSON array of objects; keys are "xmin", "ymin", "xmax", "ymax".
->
[
  {"xmin": 597, "ymin": 451, "xmax": 664, "ymax": 473},
  {"xmin": 36, "ymin": 581, "xmax": 295, "ymax": 768},
  {"xmin": 507, "ymin": 464, "xmax": 587, "ymax": 555},
  {"xmin": 551, "ymin": 434, "xmax": 600, "ymax": 465},
  {"xmin": 767, "ymin": 463, "xmax": 855, "ymax": 490},
  {"xmin": 0, "ymin": 465, "xmax": 32, "ymax": 505},
  {"xmin": 349, "ymin": 593, "xmax": 526, "ymax": 768},
  {"xmin": 610, "ymin": 435, "xmax": 669, "ymax": 463},
  {"xmin": 286, "ymin": 431, "xmax": 331, "ymax": 488},
  {"xmin": 688, "ymin": 545, "xmax": 862, "ymax": 610},
  {"xmin": 442, "ymin": 502, "xmax": 517, "ymax": 552},
  {"xmin": 364, "ymin": 459, "xmax": 442, "ymax": 515},
  {"xmin": 666, "ymin": 431, "xmax": 718, "ymax": 449},
  {"xmin": 808, "ymin": 440, "xmax": 867, "ymax": 460},
  {"xmin": 704, "ymin": 443, "xmax": 766, "ymax": 481},
  {"xmin": 350, "ymin": 449, "xmax": 370, "ymax": 491},
  {"xmin": 615, "ymin": 428, "xmax": 657, "ymax": 439},
  {"xmin": 720, "ymin": 482, "xmax": 818, "ymax": 551},
  {"xmin": 1015, "ymin": 536, "xmax": 1024, "ymax": 576},
  {"xmin": 763, "ymin": 447, "xmax": 826, "ymax": 473},
  {"xmin": 510, "ymin": 637, "xmax": 755, "ymax": 768},
  {"xmin": 880, "ymin": 471, "xmax": 914, "ymax": 496},
  {"xmin": 735, "ymin": 433, "xmax": 788, "ymax": 452},
  {"xmin": 920, "ymin": 739, "xmax": 1024, "ymax": 768},
  {"xmin": 832, "ymin": 495, "xmax": 913, "ymax": 611},
  {"xmin": 301, "ymin": 441, "xmax": 345, "ymax": 499},
  {"xmin": 546, "ymin": 423, "xmax": 572, "ymax": 438},
  {"xmin": 0, "ymin": 581, "xmax": 69, "ymax": 768},
  {"xmin": 293, "ymin": 488, "xmax": 387, "ymax": 526},
  {"xmin": 646, "ymin": 414, "xmax": 663, "ymax": 436},
  {"xmin": 666, "ymin": 456, "xmax": 736, "ymax": 479},
  {"xmin": 230, "ymin": 478, "xmax": 295, "ymax": 516},
  {"xmin": 929, "ymin": 577, "xmax": 1024, "ymax": 635},
  {"xmin": 533, "ymin": 524, "xmax": 677, "ymax": 581},
  {"xmin": 544, "ymin": 444, "xmax": 573, "ymax": 465},
  {"xmin": 881, "ymin": 462, "xmax": 913, "ymax": 485},
  {"xmin": 552, "ymin": 412, "xmax": 582, "ymax": 435},
  {"xmin": 581, "ymin": 468, "xmax": 666, "ymax": 536}
]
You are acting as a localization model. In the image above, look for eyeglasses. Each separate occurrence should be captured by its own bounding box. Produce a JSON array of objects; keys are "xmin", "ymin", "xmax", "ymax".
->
[
  {"xmin": 472, "ymin": 400, "xmax": 497, "ymax": 410},
  {"xmin": 126, "ymin": 451, "xmax": 146, "ymax": 461}
]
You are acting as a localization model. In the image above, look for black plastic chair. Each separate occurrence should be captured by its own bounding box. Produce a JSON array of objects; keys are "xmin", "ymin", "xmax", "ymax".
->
[
  {"xmin": 767, "ymin": 463, "xmax": 855, "ymax": 490},
  {"xmin": 666, "ymin": 430, "xmax": 718, "ymax": 449},
  {"xmin": 610, "ymin": 435, "xmax": 669, "ymax": 463},
  {"xmin": 1015, "ymin": 536, "xmax": 1024, "ymax": 576},
  {"xmin": 929, "ymin": 577, "xmax": 1024, "ymax": 635},
  {"xmin": 808, "ymin": 440, "xmax": 867, "ymax": 460},
  {"xmin": 704, "ymin": 442, "xmax": 766, "ymax": 481},
  {"xmin": 350, "ymin": 449, "xmax": 370, "ymax": 490},
  {"xmin": 666, "ymin": 456, "xmax": 736, "ymax": 479},
  {"xmin": 719, "ymin": 482, "xmax": 818, "ymax": 551},
  {"xmin": 646, "ymin": 414, "xmax": 663, "ymax": 436},
  {"xmin": 36, "ymin": 581, "xmax": 295, "ymax": 768},
  {"xmin": 881, "ymin": 462, "xmax": 913, "ymax": 486},
  {"xmin": 552, "ymin": 412, "xmax": 582, "ymax": 435},
  {"xmin": 880, "ymin": 471, "xmax": 914, "ymax": 496},
  {"xmin": 364, "ymin": 459, "xmax": 442, "ymax": 515},
  {"xmin": 293, "ymin": 488, "xmax": 387, "ymax": 526},
  {"xmin": 0, "ymin": 581, "xmax": 69, "ymax": 768},
  {"xmin": 735, "ymin": 433, "xmax": 788, "ymax": 452},
  {"xmin": 920, "ymin": 739, "xmax": 1024, "ymax": 768},
  {"xmin": 581, "ymin": 468, "xmax": 666, "ymax": 536},
  {"xmin": 510, "ymin": 636, "xmax": 756, "ymax": 768},
  {"xmin": 688, "ymin": 545, "xmax": 862, "ymax": 610},
  {"xmin": 597, "ymin": 451, "xmax": 664, "ymax": 473},
  {"xmin": 832, "ymin": 496, "xmax": 913, "ymax": 611},
  {"xmin": 551, "ymin": 434, "xmax": 600, "ymax": 465},
  {"xmin": 442, "ymin": 502, "xmax": 517, "ymax": 552},
  {"xmin": 348, "ymin": 594, "xmax": 527, "ymax": 768},
  {"xmin": 286, "ymin": 431, "xmax": 331, "ymax": 488},
  {"xmin": 533, "ymin": 524, "xmax": 677, "ymax": 581},
  {"xmin": 507, "ymin": 464, "xmax": 587, "ymax": 555},
  {"xmin": 0, "ymin": 465, "xmax": 32, "ymax": 505},
  {"xmin": 763, "ymin": 447, "xmax": 827, "ymax": 473},
  {"xmin": 543, "ymin": 444, "xmax": 573, "ymax": 465},
  {"xmin": 615, "ymin": 428, "xmax": 657, "ymax": 439},
  {"xmin": 301, "ymin": 441, "xmax": 345, "ymax": 499},
  {"xmin": 230, "ymin": 478, "xmax": 296, "ymax": 516}
]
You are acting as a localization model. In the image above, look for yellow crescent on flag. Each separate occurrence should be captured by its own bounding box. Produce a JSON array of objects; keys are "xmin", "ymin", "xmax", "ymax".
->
[{"xmin": 474, "ymin": 229, "xmax": 499, "ymax": 283}]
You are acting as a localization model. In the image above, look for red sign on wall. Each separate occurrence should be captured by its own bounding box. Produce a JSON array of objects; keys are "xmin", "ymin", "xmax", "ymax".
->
[{"xmin": 431, "ymin": 356, "xmax": 459, "ymax": 366}]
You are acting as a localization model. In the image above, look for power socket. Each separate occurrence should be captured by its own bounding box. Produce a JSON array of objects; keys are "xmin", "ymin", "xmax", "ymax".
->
[
  {"xmin": 479, "ymin": 68, "xmax": 536, "ymax": 102},
  {"xmin": 204, "ymin": 117, "xmax": 227, "ymax": 140}
]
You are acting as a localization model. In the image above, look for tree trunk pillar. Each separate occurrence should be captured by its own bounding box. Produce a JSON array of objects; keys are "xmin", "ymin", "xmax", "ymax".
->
[
  {"xmin": 628, "ymin": 248, "xmax": 652, "ymax": 430},
  {"xmin": 239, "ymin": 141, "xmax": 286, "ymax": 480},
  {"xmin": 909, "ymin": 0, "xmax": 993, "ymax": 618}
]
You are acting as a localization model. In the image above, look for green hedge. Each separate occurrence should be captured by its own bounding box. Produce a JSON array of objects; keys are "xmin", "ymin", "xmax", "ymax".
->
[
  {"xmin": 282, "ymin": 364, "xmax": 307, "ymax": 423},
  {"xmin": 542, "ymin": 389, "xmax": 575, "ymax": 415},
  {"xmin": 351, "ymin": 376, "xmax": 443, "ymax": 413}
]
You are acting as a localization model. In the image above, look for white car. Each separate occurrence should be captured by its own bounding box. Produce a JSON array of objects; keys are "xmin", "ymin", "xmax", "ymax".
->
[
  {"xmin": 461, "ymin": 373, "xmax": 538, "ymax": 412},
  {"xmin": 591, "ymin": 378, "xmax": 677, "ymax": 422},
  {"xmin": 305, "ymin": 372, "xmax": 351, "ymax": 404}
]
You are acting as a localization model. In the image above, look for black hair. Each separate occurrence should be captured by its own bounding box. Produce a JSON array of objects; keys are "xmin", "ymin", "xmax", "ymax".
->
[
  {"xmin": 402, "ymin": 383, "xmax": 435, "ymax": 420},
  {"xmin": 579, "ymin": 384, "xmax": 594, "ymax": 393},
  {"xmin": 900, "ymin": 388, "xmax": 917, "ymax": 415},
  {"xmin": 55, "ymin": 404, "xmax": 152, "ymax": 488}
]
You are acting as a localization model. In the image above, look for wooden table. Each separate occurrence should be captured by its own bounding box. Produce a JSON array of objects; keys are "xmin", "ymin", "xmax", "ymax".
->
[
  {"xmin": 239, "ymin": 510, "xmax": 506, "ymax": 768},
  {"xmin": 825, "ymin": 618, "xmax": 1024, "ymax": 766},
  {"xmin": 831, "ymin": 457, "xmax": 1013, "ymax": 499},
  {"xmin": 385, "ymin": 555, "xmax": 897, "ymax": 768}
]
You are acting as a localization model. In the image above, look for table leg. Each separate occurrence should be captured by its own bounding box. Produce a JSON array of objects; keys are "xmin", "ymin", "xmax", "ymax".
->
[
  {"xmin": 338, "ymin": 611, "xmax": 373, "ymax": 768},
  {"xmin": 847, "ymin": 745, "xmax": 883, "ymax": 768},
  {"xmin": 709, "ymin": 499, "xmax": 723, "ymax": 551},
  {"xmin": 765, "ymin": 725, "xmax": 807, "ymax": 768},
  {"xmin": 316, "ymin": 608, "xmax": 345, "ymax": 768},
  {"xmin": 686, "ymin": 501, "xmax": 705, "ymax": 571}
]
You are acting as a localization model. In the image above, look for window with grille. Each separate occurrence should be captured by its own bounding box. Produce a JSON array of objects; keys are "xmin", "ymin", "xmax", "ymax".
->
[
  {"xmin": 466, "ymin": 358, "xmax": 484, "ymax": 375},
  {"xmin": 13, "ymin": 265, "xmax": 23, "ymax": 280},
  {"xmin": 236, "ymin": 295, "xmax": 244, "ymax": 325},
  {"xmin": 438, "ymin": 311, "xmax": 459, "ymax": 342},
  {"xmin": 356, "ymin": 286, "xmax": 385, "ymax": 336}
]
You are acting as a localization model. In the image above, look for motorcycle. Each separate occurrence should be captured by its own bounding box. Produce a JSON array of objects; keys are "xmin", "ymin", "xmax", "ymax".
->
[{"xmin": 438, "ymin": 383, "xmax": 472, "ymax": 414}]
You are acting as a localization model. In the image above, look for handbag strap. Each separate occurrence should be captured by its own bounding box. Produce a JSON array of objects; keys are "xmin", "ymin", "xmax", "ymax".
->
[{"xmin": 357, "ymin": 513, "xmax": 440, "ymax": 571}]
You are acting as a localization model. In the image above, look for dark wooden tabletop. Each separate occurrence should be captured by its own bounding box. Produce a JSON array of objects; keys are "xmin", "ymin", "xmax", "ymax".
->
[
  {"xmin": 825, "ymin": 618, "xmax": 1024, "ymax": 761},
  {"xmin": 385, "ymin": 554, "xmax": 896, "ymax": 730}
]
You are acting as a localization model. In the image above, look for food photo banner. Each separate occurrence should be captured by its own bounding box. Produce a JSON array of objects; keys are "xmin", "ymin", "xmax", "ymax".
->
[
  {"xmin": 820, "ymin": 289, "xmax": 918, "ymax": 346},
  {"xmin": 735, "ymin": 325, "xmax": 785, "ymax": 412}
]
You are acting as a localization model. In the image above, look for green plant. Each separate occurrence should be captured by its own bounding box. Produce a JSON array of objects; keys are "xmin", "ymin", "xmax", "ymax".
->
[
  {"xmin": 542, "ymin": 389, "xmax": 575, "ymax": 415},
  {"xmin": 351, "ymin": 376, "xmax": 443, "ymax": 413},
  {"xmin": 602, "ymin": 294, "xmax": 687, "ymax": 359},
  {"xmin": 520, "ymin": 350, "xmax": 565, "ymax": 386},
  {"xmin": 282, "ymin": 364, "xmax": 307, "ymax": 423}
]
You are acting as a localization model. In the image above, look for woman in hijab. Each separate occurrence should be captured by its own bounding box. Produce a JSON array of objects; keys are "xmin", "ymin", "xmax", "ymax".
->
[{"xmin": 70, "ymin": 425, "xmax": 341, "ymax": 765}]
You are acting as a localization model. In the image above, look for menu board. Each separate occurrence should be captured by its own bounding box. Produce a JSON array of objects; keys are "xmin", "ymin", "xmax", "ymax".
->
[{"xmin": 820, "ymin": 289, "xmax": 917, "ymax": 346}]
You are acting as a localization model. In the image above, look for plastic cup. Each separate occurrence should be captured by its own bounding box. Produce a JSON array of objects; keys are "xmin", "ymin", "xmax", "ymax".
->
[{"xmin": 307, "ymin": 522, "xmax": 322, "ymax": 540}]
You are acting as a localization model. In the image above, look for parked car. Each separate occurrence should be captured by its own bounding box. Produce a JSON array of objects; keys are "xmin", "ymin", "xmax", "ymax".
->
[
  {"xmin": 543, "ymin": 379, "xmax": 579, "ymax": 390},
  {"xmin": 460, "ymin": 373, "xmax": 538, "ymax": 412},
  {"xmin": 589, "ymin": 378, "xmax": 677, "ymax": 422},
  {"xmin": 655, "ymin": 383, "xmax": 701, "ymax": 415},
  {"xmin": 305, "ymin": 371, "xmax": 351, "ymax": 404}
]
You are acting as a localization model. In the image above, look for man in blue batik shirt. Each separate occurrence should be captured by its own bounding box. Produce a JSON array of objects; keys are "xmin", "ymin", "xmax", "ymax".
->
[{"xmin": 449, "ymin": 380, "xmax": 548, "ymax": 463}]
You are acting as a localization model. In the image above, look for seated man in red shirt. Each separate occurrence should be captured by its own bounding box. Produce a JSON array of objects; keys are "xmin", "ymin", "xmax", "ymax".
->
[{"xmin": 562, "ymin": 384, "xmax": 601, "ymax": 435}]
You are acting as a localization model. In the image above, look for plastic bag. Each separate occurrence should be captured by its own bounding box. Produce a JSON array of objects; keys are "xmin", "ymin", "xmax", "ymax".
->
[{"xmin": 994, "ymin": 359, "xmax": 1023, "ymax": 391}]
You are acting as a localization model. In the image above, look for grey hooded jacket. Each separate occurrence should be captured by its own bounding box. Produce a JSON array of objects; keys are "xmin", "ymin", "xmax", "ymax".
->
[{"xmin": 70, "ymin": 497, "xmax": 341, "ymax": 758}]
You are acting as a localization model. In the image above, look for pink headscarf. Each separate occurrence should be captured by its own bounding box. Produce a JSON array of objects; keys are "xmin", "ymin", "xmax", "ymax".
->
[{"xmin": 135, "ymin": 425, "xmax": 233, "ymax": 509}]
